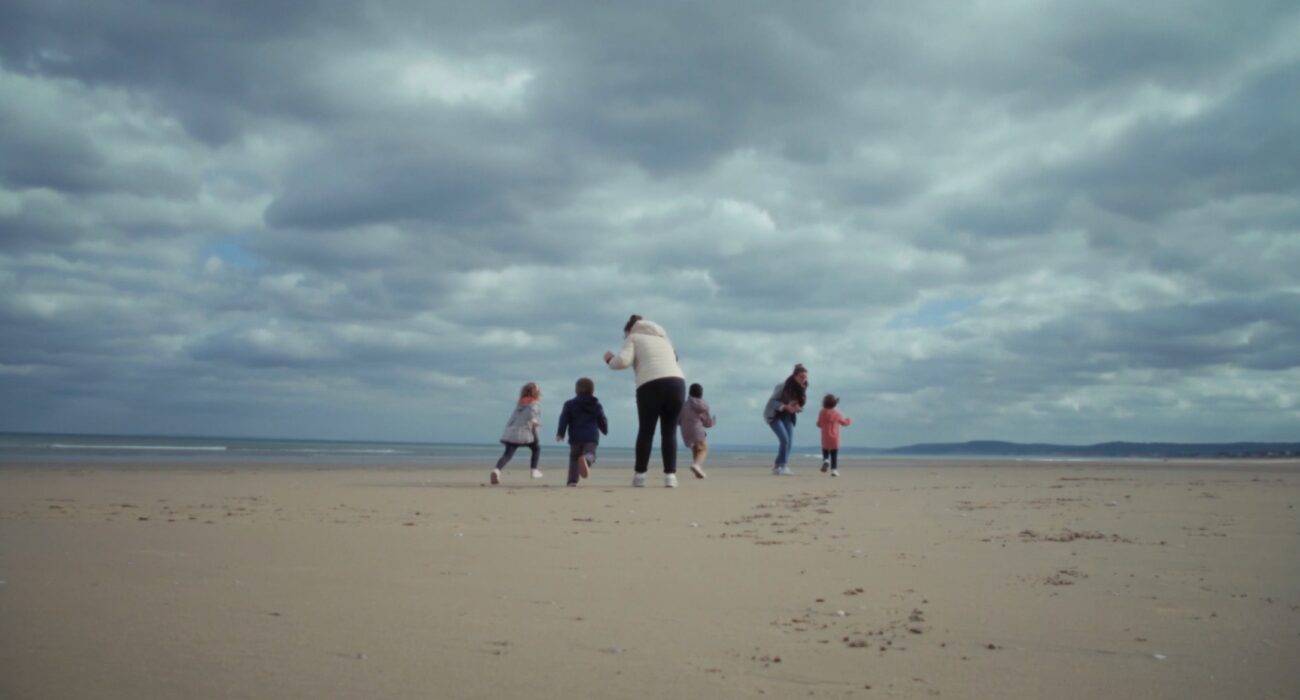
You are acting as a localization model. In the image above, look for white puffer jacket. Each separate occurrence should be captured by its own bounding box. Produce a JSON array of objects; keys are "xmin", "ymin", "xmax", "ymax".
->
[{"xmin": 606, "ymin": 320, "xmax": 685, "ymax": 387}]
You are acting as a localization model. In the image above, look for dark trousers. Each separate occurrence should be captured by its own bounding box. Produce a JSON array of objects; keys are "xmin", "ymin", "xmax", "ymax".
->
[
  {"xmin": 567, "ymin": 442, "xmax": 599, "ymax": 484},
  {"xmin": 822, "ymin": 448, "xmax": 839, "ymax": 470},
  {"xmin": 496, "ymin": 441, "xmax": 539, "ymax": 470},
  {"xmin": 634, "ymin": 377, "xmax": 686, "ymax": 474}
]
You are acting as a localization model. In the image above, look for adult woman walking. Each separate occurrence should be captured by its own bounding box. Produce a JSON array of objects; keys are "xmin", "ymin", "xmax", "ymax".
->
[
  {"xmin": 604, "ymin": 314, "xmax": 687, "ymax": 488},
  {"xmin": 763, "ymin": 363, "xmax": 808, "ymax": 475}
]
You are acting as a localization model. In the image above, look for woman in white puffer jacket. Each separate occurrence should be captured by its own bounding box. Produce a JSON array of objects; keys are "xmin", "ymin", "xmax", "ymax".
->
[{"xmin": 604, "ymin": 314, "xmax": 686, "ymax": 488}]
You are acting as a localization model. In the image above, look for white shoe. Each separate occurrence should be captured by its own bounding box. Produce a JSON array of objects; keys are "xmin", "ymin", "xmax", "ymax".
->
[
  {"xmin": 771, "ymin": 465, "xmax": 781, "ymax": 475},
  {"xmin": 490, "ymin": 469, "xmax": 501, "ymax": 485},
  {"xmin": 777, "ymin": 466, "xmax": 793, "ymax": 476},
  {"xmin": 830, "ymin": 469, "xmax": 840, "ymax": 477},
  {"xmin": 632, "ymin": 473, "xmax": 646, "ymax": 488},
  {"xmin": 665, "ymin": 474, "xmax": 678, "ymax": 488},
  {"xmin": 530, "ymin": 469, "xmax": 543, "ymax": 479},
  {"xmin": 821, "ymin": 460, "xmax": 830, "ymax": 473},
  {"xmin": 690, "ymin": 464, "xmax": 706, "ymax": 479}
]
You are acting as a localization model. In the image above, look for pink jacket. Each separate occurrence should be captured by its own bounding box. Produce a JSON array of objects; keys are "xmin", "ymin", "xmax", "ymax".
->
[{"xmin": 817, "ymin": 408, "xmax": 852, "ymax": 450}]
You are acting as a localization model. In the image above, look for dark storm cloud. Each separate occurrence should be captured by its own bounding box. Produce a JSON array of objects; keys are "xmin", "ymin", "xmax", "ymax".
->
[{"xmin": 0, "ymin": 0, "xmax": 363, "ymax": 143}]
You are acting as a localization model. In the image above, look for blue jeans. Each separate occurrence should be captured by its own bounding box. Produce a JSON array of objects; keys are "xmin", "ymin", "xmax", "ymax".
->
[{"xmin": 769, "ymin": 413, "xmax": 795, "ymax": 466}]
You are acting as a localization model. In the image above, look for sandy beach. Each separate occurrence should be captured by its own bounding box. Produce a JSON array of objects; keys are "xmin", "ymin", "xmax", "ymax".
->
[{"xmin": 1, "ymin": 459, "xmax": 1297, "ymax": 699}]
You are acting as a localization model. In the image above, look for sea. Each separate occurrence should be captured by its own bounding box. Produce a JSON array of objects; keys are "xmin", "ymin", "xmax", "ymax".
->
[{"xmin": 0, "ymin": 432, "xmax": 811, "ymax": 470}]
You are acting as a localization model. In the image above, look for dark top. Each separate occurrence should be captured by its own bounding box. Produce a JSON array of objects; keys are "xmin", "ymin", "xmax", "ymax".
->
[
  {"xmin": 556, "ymin": 394, "xmax": 609, "ymax": 444},
  {"xmin": 781, "ymin": 376, "xmax": 807, "ymax": 407}
]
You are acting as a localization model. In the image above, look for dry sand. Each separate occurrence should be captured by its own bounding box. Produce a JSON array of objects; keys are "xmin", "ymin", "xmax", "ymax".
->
[{"xmin": 1, "ymin": 459, "xmax": 1298, "ymax": 699}]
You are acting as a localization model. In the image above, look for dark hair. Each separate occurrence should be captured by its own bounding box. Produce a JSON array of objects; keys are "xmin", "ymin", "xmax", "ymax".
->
[
  {"xmin": 792, "ymin": 363, "xmax": 808, "ymax": 377},
  {"xmin": 575, "ymin": 377, "xmax": 595, "ymax": 395},
  {"xmin": 624, "ymin": 314, "xmax": 643, "ymax": 333},
  {"xmin": 519, "ymin": 382, "xmax": 540, "ymax": 399},
  {"xmin": 823, "ymin": 394, "xmax": 839, "ymax": 409},
  {"xmin": 689, "ymin": 383, "xmax": 703, "ymax": 398}
]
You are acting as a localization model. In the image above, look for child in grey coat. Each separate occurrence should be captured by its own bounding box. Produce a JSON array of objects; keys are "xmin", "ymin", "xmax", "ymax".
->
[
  {"xmin": 491, "ymin": 382, "xmax": 543, "ymax": 484},
  {"xmin": 679, "ymin": 383, "xmax": 716, "ymax": 479}
]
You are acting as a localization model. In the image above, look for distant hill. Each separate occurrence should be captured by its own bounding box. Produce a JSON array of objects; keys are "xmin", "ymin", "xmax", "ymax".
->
[{"xmin": 847, "ymin": 441, "xmax": 1300, "ymax": 458}]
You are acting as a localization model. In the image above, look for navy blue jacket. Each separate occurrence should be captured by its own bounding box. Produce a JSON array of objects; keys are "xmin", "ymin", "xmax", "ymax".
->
[{"xmin": 556, "ymin": 394, "xmax": 609, "ymax": 444}]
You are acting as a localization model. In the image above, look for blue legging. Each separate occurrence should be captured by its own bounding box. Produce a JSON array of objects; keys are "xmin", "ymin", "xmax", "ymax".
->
[{"xmin": 769, "ymin": 413, "xmax": 795, "ymax": 466}]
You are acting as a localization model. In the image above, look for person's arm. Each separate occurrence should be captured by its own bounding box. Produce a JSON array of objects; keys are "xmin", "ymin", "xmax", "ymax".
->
[
  {"xmin": 700, "ymin": 401, "xmax": 715, "ymax": 428},
  {"xmin": 555, "ymin": 404, "xmax": 569, "ymax": 441},
  {"xmin": 598, "ymin": 405, "xmax": 609, "ymax": 435},
  {"xmin": 840, "ymin": 415, "xmax": 852, "ymax": 427},
  {"xmin": 605, "ymin": 336, "xmax": 635, "ymax": 370}
]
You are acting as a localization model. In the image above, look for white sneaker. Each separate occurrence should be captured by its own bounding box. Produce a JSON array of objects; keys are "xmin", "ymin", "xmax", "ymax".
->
[
  {"xmin": 690, "ymin": 464, "xmax": 706, "ymax": 479},
  {"xmin": 665, "ymin": 474, "xmax": 678, "ymax": 488},
  {"xmin": 530, "ymin": 469, "xmax": 543, "ymax": 479},
  {"xmin": 821, "ymin": 460, "xmax": 830, "ymax": 473},
  {"xmin": 776, "ymin": 466, "xmax": 793, "ymax": 476},
  {"xmin": 632, "ymin": 473, "xmax": 646, "ymax": 488},
  {"xmin": 490, "ymin": 469, "xmax": 501, "ymax": 485},
  {"xmin": 830, "ymin": 469, "xmax": 840, "ymax": 477},
  {"xmin": 771, "ymin": 465, "xmax": 781, "ymax": 475}
]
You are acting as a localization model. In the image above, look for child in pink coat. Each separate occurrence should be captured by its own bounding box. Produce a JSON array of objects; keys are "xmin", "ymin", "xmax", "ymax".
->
[{"xmin": 816, "ymin": 394, "xmax": 852, "ymax": 477}]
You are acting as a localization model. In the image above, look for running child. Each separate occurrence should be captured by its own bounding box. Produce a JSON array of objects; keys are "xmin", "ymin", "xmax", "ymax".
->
[
  {"xmin": 555, "ymin": 377, "xmax": 609, "ymax": 486},
  {"xmin": 679, "ymin": 382, "xmax": 716, "ymax": 479},
  {"xmin": 816, "ymin": 394, "xmax": 852, "ymax": 477},
  {"xmin": 491, "ymin": 382, "xmax": 543, "ymax": 484}
]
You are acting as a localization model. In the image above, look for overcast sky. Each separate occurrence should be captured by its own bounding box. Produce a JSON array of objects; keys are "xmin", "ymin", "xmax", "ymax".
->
[{"xmin": 1, "ymin": 1, "xmax": 1298, "ymax": 448}]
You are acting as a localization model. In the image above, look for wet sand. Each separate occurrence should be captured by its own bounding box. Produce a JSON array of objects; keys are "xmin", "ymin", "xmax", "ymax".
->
[{"xmin": 1, "ymin": 459, "xmax": 1297, "ymax": 699}]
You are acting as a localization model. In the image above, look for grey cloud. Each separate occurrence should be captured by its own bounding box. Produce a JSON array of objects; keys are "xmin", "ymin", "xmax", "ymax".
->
[{"xmin": 263, "ymin": 130, "xmax": 578, "ymax": 231}]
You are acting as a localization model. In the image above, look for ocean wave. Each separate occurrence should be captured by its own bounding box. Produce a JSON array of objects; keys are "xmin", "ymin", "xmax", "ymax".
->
[
  {"xmin": 50, "ymin": 443, "xmax": 228, "ymax": 451},
  {"xmin": 263, "ymin": 448, "xmax": 408, "ymax": 455}
]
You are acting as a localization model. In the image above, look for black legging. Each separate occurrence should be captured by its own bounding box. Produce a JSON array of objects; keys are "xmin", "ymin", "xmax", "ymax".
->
[
  {"xmin": 496, "ymin": 441, "xmax": 539, "ymax": 471},
  {"xmin": 634, "ymin": 377, "xmax": 686, "ymax": 474},
  {"xmin": 822, "ymin": 448, "xmax": 838, "ymax": 470}
]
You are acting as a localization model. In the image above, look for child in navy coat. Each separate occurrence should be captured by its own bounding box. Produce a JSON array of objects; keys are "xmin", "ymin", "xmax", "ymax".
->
[{"xmin": 555, "ymin": 377, "xmax": 609, "ymax": 486}]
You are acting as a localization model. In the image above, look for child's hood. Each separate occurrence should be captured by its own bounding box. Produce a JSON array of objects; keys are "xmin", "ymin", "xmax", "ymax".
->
[{"xmin": 571, "ymin": 394, "xmax": 604, "ymax": 415}]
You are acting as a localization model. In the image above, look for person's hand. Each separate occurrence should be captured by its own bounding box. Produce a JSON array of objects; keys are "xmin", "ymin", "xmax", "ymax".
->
[
  {"xmin": 603, "ymin": 351, "xmax": 614, "ymax": 363},
  {"xmin": 555, "ymin": 436, "xmax": 564, "ymax": 443},
  {"xmin": 786, "ymin": 401, "xmax": 802, "ymax": 413}
]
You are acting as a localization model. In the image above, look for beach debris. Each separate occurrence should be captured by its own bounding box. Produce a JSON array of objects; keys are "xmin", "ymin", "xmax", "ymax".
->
[
  {"xmin": 601, "ymin": 647, "xmax": 625, "ymax": 655},
  {"xmin": 689, "ymin": 522, "xmax": 699, "ymax": 528},
  {"xmin": 355, "ymin": 653, "xmax": 367, "ymax": 660},
  {"xmin": 1153, "ymin": 653, "xmax": 1167, "ymax": 660},
  {"xmin": 1019, "ymin": 529, "xmax": 1133, "ymax": 544},
  {"xmin": 1044, "ymin": 568, "xmax": 1088, "ymax": 586},
  {"xmin": 1104, "ymin": 501, "xmax": 1118, "ymax": 506},
  {"xmin": 986, "ymin": 643, "xmax": 1000, "ymax": 650},
  {"xmin": 836, "ymin": 610, "xmax": 847, "ymax": 617}
]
